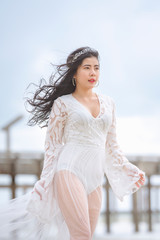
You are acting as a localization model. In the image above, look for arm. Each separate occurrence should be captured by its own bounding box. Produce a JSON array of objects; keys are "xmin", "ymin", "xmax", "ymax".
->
[
  {"xmin": 27, "ymin": 97, "xmax": 67, "ymax": 220},
  {"xmin": 40, "ymin": 97, "xmax": 67, "ymax": 189},
  {"xmin": 104, "ymin": 97, "xmax": 145, "ymax": 201}
]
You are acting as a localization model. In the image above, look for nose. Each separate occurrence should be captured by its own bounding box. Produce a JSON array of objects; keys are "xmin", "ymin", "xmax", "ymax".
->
[{"xmin": 90, "ymin": 68, "xmax": 96, "ymax": 75}]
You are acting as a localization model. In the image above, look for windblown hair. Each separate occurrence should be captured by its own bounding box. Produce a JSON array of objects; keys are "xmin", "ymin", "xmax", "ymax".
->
[{"xmin": 25, "ymin": 46, "xmax": 99, "ymax": 128}]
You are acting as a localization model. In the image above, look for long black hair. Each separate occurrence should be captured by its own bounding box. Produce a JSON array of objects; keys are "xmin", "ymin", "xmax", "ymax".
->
[{"xmin": 25, "ymin": 46, "xmax": 99, "ymax": 128}]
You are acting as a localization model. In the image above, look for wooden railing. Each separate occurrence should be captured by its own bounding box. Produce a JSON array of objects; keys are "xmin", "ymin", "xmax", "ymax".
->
[{"xmin": 0, "ymin": 152, "xmax": 160, "ymax": 233}]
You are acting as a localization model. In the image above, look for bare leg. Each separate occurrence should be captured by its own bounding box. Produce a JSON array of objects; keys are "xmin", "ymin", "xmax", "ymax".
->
[
  {"xmin": 87, "ymin": 186, "xmax": 102, "ymax": 237},
  {"xmin": 54, "ymin": 170, "xmax": 91, "ymax": 240}
]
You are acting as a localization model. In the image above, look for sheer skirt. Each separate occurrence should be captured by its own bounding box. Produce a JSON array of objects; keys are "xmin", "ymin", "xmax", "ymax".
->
[{"xmin": 0, "ymin": 170, "xmax": 102, "ymax": 240}]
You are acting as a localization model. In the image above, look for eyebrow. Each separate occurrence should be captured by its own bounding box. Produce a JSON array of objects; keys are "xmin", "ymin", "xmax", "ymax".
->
[{"xmin": 83, "ymin": 64, "xmax": 100, "ymax": 67}]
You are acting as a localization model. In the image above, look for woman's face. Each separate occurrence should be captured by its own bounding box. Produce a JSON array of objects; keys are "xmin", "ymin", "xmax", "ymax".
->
[{"xmin": 73, "ymin": 56, "xmax": 100, "ymax": 90}]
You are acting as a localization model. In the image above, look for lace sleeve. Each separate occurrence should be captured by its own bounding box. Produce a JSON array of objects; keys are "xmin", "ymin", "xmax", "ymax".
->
[
  {"xmin": 104, "ymin": 97, "xmax": 145, "ymax": 202},
  {"xmin": 40, "ymin": 97, "xmax": 67, "ymax": 188},
  {"xmin": 26, "ymin": 97, "xmax": 67, "ymax": 220}
]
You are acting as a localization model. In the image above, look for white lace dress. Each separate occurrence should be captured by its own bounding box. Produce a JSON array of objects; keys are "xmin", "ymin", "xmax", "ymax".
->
[{"xmin": 0, "ymin": 93, "xmax": 145, "ymax": 239}]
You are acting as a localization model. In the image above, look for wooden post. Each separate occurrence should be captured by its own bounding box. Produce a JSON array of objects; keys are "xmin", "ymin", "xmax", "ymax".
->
[
  {"xmin": 133, "ymin": 192, "xmax": 139, "ymax": 232},
  {"xmin": 11, "ymin": 158, "xmax": 16, "ymax": 199},
  {"xmin": 148, "ymin": 175, "xmax": 152, "ymax": 231}
]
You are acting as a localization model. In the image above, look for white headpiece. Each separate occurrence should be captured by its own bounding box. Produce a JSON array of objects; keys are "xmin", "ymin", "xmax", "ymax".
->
[{"xmin": 71, "ymin": 47, "xmax": 96, "ymax": 63}]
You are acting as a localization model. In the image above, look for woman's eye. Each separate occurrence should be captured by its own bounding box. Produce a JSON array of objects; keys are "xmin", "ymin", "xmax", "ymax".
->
[{"xmin": 84, "ymin": 67, "xmax": 99, "ymax": 70}]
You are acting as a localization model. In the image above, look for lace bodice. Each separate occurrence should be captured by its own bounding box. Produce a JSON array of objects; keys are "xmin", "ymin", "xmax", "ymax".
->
[{"xmin": 61, "ymin": 93, "xmax": 112, "ymax": 148}]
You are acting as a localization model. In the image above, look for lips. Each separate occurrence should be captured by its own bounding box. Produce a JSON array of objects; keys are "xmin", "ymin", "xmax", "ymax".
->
[{"xmin": 88, "ymin": 79, "xmax": 95, "ymax": 82}]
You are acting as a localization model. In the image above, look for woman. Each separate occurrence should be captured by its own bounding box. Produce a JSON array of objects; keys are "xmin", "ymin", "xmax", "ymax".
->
[{"xmin": 0, "ymin": 46, "xmax": 145, "ymax": 239}]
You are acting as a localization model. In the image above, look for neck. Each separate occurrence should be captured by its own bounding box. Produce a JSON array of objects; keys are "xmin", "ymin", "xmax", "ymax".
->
[{"xmin": 73, "ymin": 88, "xmax": 95, "ymax": 98}]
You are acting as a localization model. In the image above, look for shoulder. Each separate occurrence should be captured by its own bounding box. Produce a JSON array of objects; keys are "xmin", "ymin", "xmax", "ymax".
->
[
  {"xmin": 54, "ymin": 94, "xmax": 70, "ymax": 104},
  {"xmin": 53, "ymin": 94, "xmax": 71, "ymax": 113},
  {"xmin": 50, "ymin": 95, "xmax": 68, "ymax": 113},
  {"xmin": 99, "ymin": 93, "xmax": 115, "ymax": 106},
  {"xmin": 56, "ymin": 93, "xmax": 71, "ymax": 101}
]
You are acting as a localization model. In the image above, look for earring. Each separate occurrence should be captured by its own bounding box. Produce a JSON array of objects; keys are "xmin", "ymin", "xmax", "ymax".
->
[
  {"xmin": 72, "ymin": 77, "xmax": 76, "ymax": 86},
  {"xmin": 94, "ymin": 81, "xmax": 99, "ymax": 87}
]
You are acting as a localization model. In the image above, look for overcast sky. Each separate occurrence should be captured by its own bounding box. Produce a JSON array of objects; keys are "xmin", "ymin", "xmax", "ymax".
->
[{"xmin": 0, "ymin": 0, "xmax": 160, "ymax": 154}]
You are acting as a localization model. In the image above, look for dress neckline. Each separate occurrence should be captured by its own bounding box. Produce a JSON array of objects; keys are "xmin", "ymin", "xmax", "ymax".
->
[{"xmin": 70, "ymin": 92, "xmax": 101, "ymax": 119}]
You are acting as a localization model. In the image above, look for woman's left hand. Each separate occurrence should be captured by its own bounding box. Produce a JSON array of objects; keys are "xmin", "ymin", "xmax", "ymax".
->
[{"xmin": 135, "ymin": 173, "xmax": 145, "ymax": 188}]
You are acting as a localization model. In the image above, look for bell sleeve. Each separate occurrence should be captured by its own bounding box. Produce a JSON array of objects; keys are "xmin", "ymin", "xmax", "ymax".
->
[
  {"xmin": 26, "ymin": 97, "xmax": 67, "ymax": 221},
  {"xmin": 104, "ymin": 97, "xmax": 145, "ymax": 202}
]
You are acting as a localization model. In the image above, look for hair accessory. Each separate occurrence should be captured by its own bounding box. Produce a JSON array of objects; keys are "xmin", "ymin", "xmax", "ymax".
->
[{"xmin": 71, "ymin": 47, "xmax": 95, "ymax": 63}]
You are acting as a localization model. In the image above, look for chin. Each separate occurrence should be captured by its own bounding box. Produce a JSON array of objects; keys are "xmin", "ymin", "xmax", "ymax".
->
[{"xmin": 87, "ymin": 86, "xmax": 95, "ymax": 90}]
